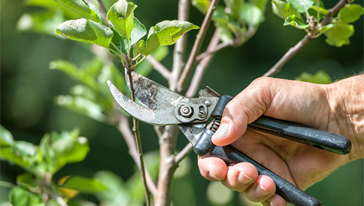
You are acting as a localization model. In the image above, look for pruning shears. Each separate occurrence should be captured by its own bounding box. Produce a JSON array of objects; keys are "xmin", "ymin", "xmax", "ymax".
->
[{"xmin": 107, "ymin": 71, "xmax": 351, "ymax": 206}]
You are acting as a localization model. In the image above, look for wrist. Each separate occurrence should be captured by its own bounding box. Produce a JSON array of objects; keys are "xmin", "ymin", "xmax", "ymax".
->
[{"xmin": 324, "ymin": 74, "xmax": 364, "ymax": 160}]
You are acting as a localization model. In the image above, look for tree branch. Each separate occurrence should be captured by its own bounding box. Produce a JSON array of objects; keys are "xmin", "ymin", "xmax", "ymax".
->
[
  {"xmin": 195, "ymin": 42, "xmax": 231, "ymax": 62},
  {"xmin": 146, "ymin": 55, "xmax": 171, "ymax": 79},
  {"xmin": 174, "ymin": 143, "xmax": 193, "ymax": 165},
  {"xmin": 170, "ymin": 0, "xmax": 190, "ymax": 91},
  {"xmin": 263, "ymin": 0, "xmax": 348, "ymax": 77},
  {"xmin": 177, "ymin": 0, "xmax": 220, "ymax": 93},
  {"xmin": 116, "ymin": 109, "xmax": 158, "ymax": 196},
  {"xmin": 186, "ymin": 29, "xmax": 221, "ymax": 97}
]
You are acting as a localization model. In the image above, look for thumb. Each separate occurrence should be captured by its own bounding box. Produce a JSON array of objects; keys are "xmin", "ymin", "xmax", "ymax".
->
[{"xmin": 211, "ymin": 77, "xmax": 274, "ymax": 146}]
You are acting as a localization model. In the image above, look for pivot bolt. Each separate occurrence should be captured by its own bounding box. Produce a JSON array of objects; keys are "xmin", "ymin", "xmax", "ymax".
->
[
  {"xmin": 204, "ymin": 100, "xmax": 211, "ymax": 107},
  {"xmin": 179, "ymin": 106, "xmax": 192, "ymax": 117}
]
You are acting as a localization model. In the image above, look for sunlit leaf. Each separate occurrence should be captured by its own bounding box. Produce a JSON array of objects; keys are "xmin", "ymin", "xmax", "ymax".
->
[
  {"xmin": 53, "ymin": 0, "xmax": 102, "ymax": 23},
  {"xmin": 272, "ymin": 0, "xmax": 302, "ymax": 20},
  {"xmin": 17, "ymin": 11, "xmax": 66, "ymax": 35},
  {"xmin": 60, "ymin": 176, "xmax": 108, "ymax": 193},
  {"xmin": 133, "ymin": 40, "xmax": 145, "ymax": 58},
  {"xmin": 192, "ymin": 0, "xmax": 211, "ymax": 14},
  {"xmin": 94, "ymin": 171, "xmax": 130, "ymax": 206},
  {"xmin": 41, "ymin": 130, "xmax": 89, "ymax": 174},
  {"xmin": 10, "ymin": 187, "xmax": 44, "ymax": 206},
  {"xmin": 56, "ymin": 18, "xmax": 113, "ymax": 48},
  {"xmin": 323, "ymin": 22, "xmax": 354, "ymax": 47},
  {"xmin": 107, "ymin": 0, "xmax": 136, "ymax": 41},
  {"xmin": 295, "ymin": 70, "xmax": 331, "ymax": 84},
  {"xmin": 212, "ymin": 6, "xmax": 229, "ymax": 23},
  {"xmin": 141, "ymin": 20, "xmax": 199, "ymax": 56},
  {"xmin": 17, "ymin": 173, "xmax": 37, "ymax": 189},
  {"xmin": 224, "ymin": 0, "xmax": 241, "ymax": 20},
  {"xmin": 0, "ymin": 125, "xmax": 14, "ymax": 146},
  {"xmin": 338, "ymin": 4, "xmax": 364, "ymax": 23},
  {"xmin": 286, "ymin": 0, "xmax": 314, "ymax": 13},
  {"xmin": 58, "ymin": 176, "xmax": 80, "ymax": 199},
  {"xmin": 242, "ymin": 3, "xmax": 264, "ymax": 26},
  {"xmin": 130, "ymin": 17, "xmax": 147, "ymax": 46},
  {"xmin": 26, "ymin": 0, "xmax": 80, "ymax": 19},
  {"xmin": 284, "ymin": 16, "xmax": 310, "ymax": 29}
]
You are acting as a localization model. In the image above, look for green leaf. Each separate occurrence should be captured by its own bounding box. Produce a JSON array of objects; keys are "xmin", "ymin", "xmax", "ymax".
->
[
  {"xmin": 192, "ymin": 0, "xmax": 211, "ymax": 14},
  {"xmin": 296, "ymin": 70, "xmax": 331, "ymax": 84},
  {"xmin": 94, "ymin": 171, "xmax": 130, "ymax": 206},
  {"xmin": 338, "ymin": 4, "xmax": 364, "ymax": 23},
  {"xmin": 50, "ymin": 60, "xmax": 98, "ymax": 91},
  {"xmin": 272, "ymin": 0, "xmax": 302, "ymax": 20},
  {"xmin": 56, "ymin": 18, "xmax": 113, "ymax": 48},
  {"xmin": 133, "ymin": 40, "xmax": 145, "ymax": 58},
  {"xmin": 130, "ymin": 17, "xmax": 147, "ymax": 46},
  {"xmin": 110, "ymin": 28, "xmax": 129, "ymax": 56},
  {"xmin": 26, "ymin": 0, "xmax": 80, "ymax": 19},
  {"xmin": 309, "ymin": 5, "xmax": 328, "ymax": 15},
  {"xmin": 10, "ymin": 187, "xmax": 44, "ymax": 206},
  {"xmin": 141, "ymin": 20, "xmax": 199, "ymax": 56},
  {"xmin": 60, "ymin": 176, "xmax": 108, "ymax": 193},
  {"xmin": 55, "ymin": 95, "xmax": 106, "ymax": 122},
  {"xmin": 17, "ymin": 173, "xmax": 37, "ymax": 189},
  {"xmin": 0, "ymin": 125, "xmax": 14, "ymax": 146},
  {"xmin": 107, "ymin": 0, "xmax": 137, "ymax": 41},
  {"xmin": 41, "ymin": 130, "xmax": 89, "ymax": 174},
  {"xmin": 214, "ymin": 21, "xmax": 234, "ymax": 43},
  {"xmin": 323, "ymin": 22, "xmax": 354, "ymax": 47},
  {"xmin": 286, "ymin": 0, "xmax": 314, "ymax": 13},
  {"xmin": 224, "ymin": 0, "xmax": 241, "ymax": 20},
  {"xmin": 0, "ymin": 141, "xmax": 41, "ymax": 171},
  {"xmin": 284, "ymin": 16, "xmax": 310, "ymax": 29},
  {"xmin": 53, "ymin": 0, "xmax": 102, "ymax": 23},
  {"xmin": 17, "ymin": 11, "xmax": 66, "ymax": 35},
  {"xmin": 241, "ymin": 3, "xmax": 264, "ymax": 26},
  {"xmin": 212, "ymin": 6, "xmax": 229, "ymax": 23}
]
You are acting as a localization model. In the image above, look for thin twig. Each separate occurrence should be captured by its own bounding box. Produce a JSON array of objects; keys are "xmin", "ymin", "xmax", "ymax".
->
[
  {"xmin": 117, "ymin": 109, "xmax": 158, "ymax": 196},
  {"xmin": 126, "ymin": 68, "xmax": 151, "ymax": 206},
  {"xmin": 263, "ymin": 0, "xmax": 348, "ymax": 77},
  {"xmin": 174, "ymin": 143, "xmax": 194, "ymax": 165},
  {"xmin": 97, "ymin": 0, "xmax": 108, "ymax": 21},
  {"xmin": 170, "ymin": 0, "xmax": 190, "ymax": 91},
  {"xmin": 195, "ymin": 42, "xmax": 231, "ymax": 62},
  {"xmin": 186, "ymin": 29, "xmax": 220, "ymax": 98},
  {"xmin": 177, "ymin": 0, "xmax": 220, "ymax": 93},
  {"xmin": 146, "ymin": 55, "xmax": 171, "ymax": 79}
]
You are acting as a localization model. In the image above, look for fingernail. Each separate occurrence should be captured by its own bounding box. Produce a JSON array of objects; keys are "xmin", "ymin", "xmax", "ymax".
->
[
  {"xmin": 256, "ymin": 185, "xmax": 270, "ymax": 197},
  {"xmin": 212, "ymin": 123, "xmax": 229, "ymax": 141},
  {"xmin": 209, "ymin": 173, "xmax": 223, "ymax": 181},
  {"xmin": 270, "ymin": 201, "xmax": 275, "ymax": 206},
  {"xmin": 238, "ymin": 172, "xmax": 253, "ymax": 184}
]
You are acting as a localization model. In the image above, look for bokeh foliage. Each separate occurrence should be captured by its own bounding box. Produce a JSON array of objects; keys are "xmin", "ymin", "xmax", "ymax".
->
[{"xmin": 1, "ymin": 0, "xmax": 363, "ymax": 205}]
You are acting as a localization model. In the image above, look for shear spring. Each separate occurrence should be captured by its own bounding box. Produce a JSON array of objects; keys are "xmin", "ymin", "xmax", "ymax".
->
[{"xmin": 210, "ymin": 118, "xmax": 221, "ymax": 132}]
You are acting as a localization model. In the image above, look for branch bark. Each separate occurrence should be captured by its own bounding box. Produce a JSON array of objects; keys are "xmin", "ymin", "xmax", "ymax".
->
[
  {"xmin": 186, "ymin": 29, "xmax": 220, "ymax": 98},
  {"xmin": 177, "ymin": 0, "xmax": 220, "ymax": 93},
  {"xmin": 263, "ymin": 0, "xmax": 348, "ymax": 77}
]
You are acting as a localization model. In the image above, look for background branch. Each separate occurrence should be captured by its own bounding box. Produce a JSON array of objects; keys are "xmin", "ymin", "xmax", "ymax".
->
[
  {"xmin": 263, "ymin": 0, "xmax": 348, "ymax": 77},
  {"xmin": 186, "ymin": 29, "xmax": 220, "ymax": 97},
  {"xmin": 116, "ymin": 107, "xmax": 158, "ymax": 196},
  {"xmin": 177, "ymin": 0, "xmax": 220, "ymax": 93},
  {"xmin": 146, "ymin": 55, "xmax": 171, "ymax": 79}
]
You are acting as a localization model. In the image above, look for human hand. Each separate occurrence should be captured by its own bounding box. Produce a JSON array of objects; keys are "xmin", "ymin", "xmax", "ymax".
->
[{"xmin": 198, "ymin": 76, "xmax": 364, "ymax": 206}]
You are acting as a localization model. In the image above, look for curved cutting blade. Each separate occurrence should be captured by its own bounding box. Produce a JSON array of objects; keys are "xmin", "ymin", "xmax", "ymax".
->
[
  {"xmin": 125, "ymin": 70, "xmax": 184, "ymax": 110},
  {"xmin": 108, "ymin": 80, "xmax": 181, "ymax": 125}
]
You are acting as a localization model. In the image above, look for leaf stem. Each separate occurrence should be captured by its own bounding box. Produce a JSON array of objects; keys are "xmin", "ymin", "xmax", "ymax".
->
[
  {"xmin": 110, "ymin": 42, "xmax": 127, "ymax": 62},
  {"xmin": 177, "ymin": 0, "xmax": 220, "ymax": 93},
  {"xmin": 0, "ymin": 181, "xmax": 15, "ymax": 188},
  {"xmin": 130, "ymin": 56, "xmax": 146, "ymax": 69}
]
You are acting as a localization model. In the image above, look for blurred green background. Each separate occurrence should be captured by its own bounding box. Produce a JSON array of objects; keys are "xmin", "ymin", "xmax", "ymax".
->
[{"xmin": 1, "ymin": 0, "xmax": 363, "ymax": 205}]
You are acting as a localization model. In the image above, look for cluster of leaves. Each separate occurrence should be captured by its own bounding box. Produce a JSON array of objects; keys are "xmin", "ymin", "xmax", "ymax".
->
[
  {"xmin": 296, "ymin": 70, "xmax": 331, "ymax": 84},
  {"xmin": 193, "ymin": 0, "xmax": 268, "ymax": 45},
  {"xmin": 272, "ymin": 0, "xmax": 364, "ymax": 47},
  {"xmin": 0, "ymin": 126, "xmax": 107, "ymax": 205},
  {"xmin": 54, "ymin": 0, "xmax": 199, "ymax": 69}
]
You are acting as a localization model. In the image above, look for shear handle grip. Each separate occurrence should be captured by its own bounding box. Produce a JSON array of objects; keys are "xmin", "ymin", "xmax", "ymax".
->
[
  {"xmin": 249, "ymin": 116, "xmax": 351, "ymax": 155},
  {"xmin": 209, "ymin": 145, "xmax": 322, "ymax": 206}
]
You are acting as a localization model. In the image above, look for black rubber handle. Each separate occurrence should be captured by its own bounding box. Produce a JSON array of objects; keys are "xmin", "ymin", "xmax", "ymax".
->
[
  {"xmin": 249, "ymin": 116, "xmax": 351, "ymax": 155},
  {"xmin": 210, "ymin": 145, "xmax": 322, "ymax": 206}
]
